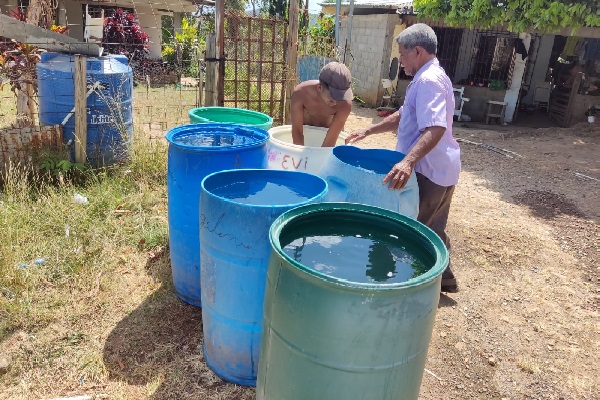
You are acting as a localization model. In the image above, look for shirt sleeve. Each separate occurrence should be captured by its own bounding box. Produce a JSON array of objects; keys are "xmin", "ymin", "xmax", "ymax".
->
[{"xmin": 415, "ymin": 79, "xmax": 448, "ymax": 132}]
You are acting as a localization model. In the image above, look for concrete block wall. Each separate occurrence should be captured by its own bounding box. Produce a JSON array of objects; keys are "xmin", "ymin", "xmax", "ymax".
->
[{"xmin": 340, "ymin": 14, "xmax": 399, "ymax": 106}]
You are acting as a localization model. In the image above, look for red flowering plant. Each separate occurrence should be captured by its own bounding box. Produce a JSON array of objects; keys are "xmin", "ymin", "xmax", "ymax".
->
[
  {"xmin": 0, "ymin": 9, "xmax": 41, "ymax": 99},
  {"xmin": 102, "ymin": 8, "xmax": 149, "ymax": 62}
]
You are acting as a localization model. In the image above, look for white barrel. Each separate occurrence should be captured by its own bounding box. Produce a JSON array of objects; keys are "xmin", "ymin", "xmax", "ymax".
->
[{"xmin": 267, "ymin": 125, "xmax": 348, "ymax": 174}]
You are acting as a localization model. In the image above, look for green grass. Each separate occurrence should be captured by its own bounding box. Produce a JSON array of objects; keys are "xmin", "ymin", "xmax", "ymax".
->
[
  {"xmin": 0, "ymin": 140, "xmax": 168, "ymax": 339},
  {"xmin": 0, "ymin": 85, "xmax": 18, "ymax": 129}
]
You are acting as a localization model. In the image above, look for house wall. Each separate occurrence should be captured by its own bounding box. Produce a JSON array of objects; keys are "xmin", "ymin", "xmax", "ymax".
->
[
  {"xmin": 53, "ymin": 2, "xmax": 166, "ymax": 59},
  {"xmin": 522, "ymin": 34, "xmax": 554, "ymax": 106},
  {"xmin": 462, "ymin": 87, "xmax": 507, "ymax": 122},
  {"xmin": 137, "ymin": 10, "xmax": 163, "ymax": 59},
  {"xmin": 339, "ymin": 14, "xmax": 399, "ymax": 106},
  {"xmin": 396, "ymin": 80, "xmax": 507, "ymax": 122},
  {"xmin": 571, "ymin": 94, "xmax": 597, "ymax": 124},
  {"xmin": 63, "ymin": 0, "xmax": 84, "ymax": 43}
]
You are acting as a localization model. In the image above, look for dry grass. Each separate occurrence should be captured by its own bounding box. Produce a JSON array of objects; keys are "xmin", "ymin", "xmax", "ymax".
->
[{"xmin": 0, "ymin": 82, "xmax": 257, "ymax": 398}]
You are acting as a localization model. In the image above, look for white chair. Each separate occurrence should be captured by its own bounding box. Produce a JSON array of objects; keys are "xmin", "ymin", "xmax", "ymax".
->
[
  {"xmin": 453, "ymin": 87, "xmax": 470, "ymax": 120},
  {"xmin": 533, "ymin": 82, "xmax": 552, "ymax": 112},
  {"xmin": 380, "ymin": 79, "xmax": 395, "ymax": 108}
]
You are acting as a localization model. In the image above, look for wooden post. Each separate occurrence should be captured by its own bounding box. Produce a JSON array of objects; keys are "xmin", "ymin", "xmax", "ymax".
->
[
  {"xmin": 205, "ymin": 33, "xmax": 218, "ymax": 106},
  {"xmin": 284, "ymin": 0, "xmax": 300, "ymax": 124},
  {"xmin": 215, "ymin": 0, "xmax": 225, "ymax": 106},
  {"xmin": 74, "ymin": 54, "xmax": 87, "ymax": 164}
]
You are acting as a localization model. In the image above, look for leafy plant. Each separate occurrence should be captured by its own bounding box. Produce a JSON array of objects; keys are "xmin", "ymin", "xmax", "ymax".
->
[
  {"xmin": 162, "ymin": 16, "xmax": 202, "ymax": 77},
  {"xmin": 307, "ymin": 14, "xmax": 334, "ymax": 38},
  {"xmin": 39, "ymin": 157, "xmax": 87, "ymax": 185},
  {"xmin": 102, "ymin": 8, "xmax": 149, "ymax": 62},
  {"xmin": 50, "ymin": 24, "xmax": 68, "ymax": 34},
  {"xmin": 413, "ymin": 0, "xmax": 600, "ymax": 33},
  {"xmin": 0, "ymin": 42, "xmax": 41, "ymax": 98}
]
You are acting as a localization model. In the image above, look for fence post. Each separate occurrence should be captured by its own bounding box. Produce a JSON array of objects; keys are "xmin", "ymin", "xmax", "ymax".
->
[
  {"xmin": 284, "ymin": 0, "xmax": 300, "ymax": 124},
  {"xmin": 198, "ymin": 60, "xmax": 204, "ymax": 107},
  {"xmin": 215, "ymin": 0, "xmax": 225, "ymax": 106},
  {"xmin": 74, "ymin": 54, "xmax": 87, "ymax": 164},
  {"xmin": 205, "ymin": 33, "xmax": 218, "ymax": 106}
]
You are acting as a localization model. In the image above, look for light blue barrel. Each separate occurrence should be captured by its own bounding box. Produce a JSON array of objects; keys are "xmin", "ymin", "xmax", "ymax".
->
[
  {"xmin": 37, "ymin": 52, "xmax": 133, "ymax": 166},
  {"xmin": 166, "ymin": 124, "xmax": 269, "ymax": 307},
  {"xmin": 200, "ymin": 169, "xmax": 327, "ymax": 386},
  {"xmin": 318, "ymin": 145, "xmax": 419, "ymax": 218},
  {"xmin": 257, "ymin": 203, "xmax": 449, "ymax": 399}
]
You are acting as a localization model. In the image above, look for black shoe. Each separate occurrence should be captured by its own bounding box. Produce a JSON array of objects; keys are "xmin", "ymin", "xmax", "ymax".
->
[{"xmin": 441, "ymin": 278, "xmax": 459, "ymax": 293}]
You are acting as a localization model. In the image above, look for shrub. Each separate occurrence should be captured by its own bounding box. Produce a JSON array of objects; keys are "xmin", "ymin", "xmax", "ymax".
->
[{"xmin": 102, "ymin": 8, "xmax": 149, "ymax": 62}]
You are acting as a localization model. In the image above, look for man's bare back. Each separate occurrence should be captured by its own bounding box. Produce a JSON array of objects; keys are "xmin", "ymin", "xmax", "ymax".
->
[
  {"xmin": 290, "ymin": 62, "xmax": 353, "ymax": 147},
  {"xmin": 291, "ymin": 80, "xmax": 351, "ymax": 147}
]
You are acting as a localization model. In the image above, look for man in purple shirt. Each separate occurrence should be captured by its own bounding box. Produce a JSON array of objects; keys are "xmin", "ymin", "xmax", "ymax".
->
[{"xmin": 346, "ymin": 23, "xmax": 461, "ymax": 292}]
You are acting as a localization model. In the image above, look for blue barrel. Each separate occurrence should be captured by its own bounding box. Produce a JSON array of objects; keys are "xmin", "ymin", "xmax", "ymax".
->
[
  {"xmin": 200, "ymin": 169, "xmax": 327, "ymax": 386},
  {"xmin": 318, "ymin": 145, "xmax": 419, "ymax": 219},
  {"xmin": 257, "ymin": 203, "xmax": 449, "ymax": 399},
  {"xmin": 37, "ymin": 52, "xmax": 133, "ymax": 166},
  {"xmin": 166, "ymin": 124, "xmax": 269, "ymax": 307}
]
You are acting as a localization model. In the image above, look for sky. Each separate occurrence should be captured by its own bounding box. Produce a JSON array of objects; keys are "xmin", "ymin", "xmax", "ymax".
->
[{"xmin": 308, "ymin": 1, "xmax": 322, "ymax": 14}]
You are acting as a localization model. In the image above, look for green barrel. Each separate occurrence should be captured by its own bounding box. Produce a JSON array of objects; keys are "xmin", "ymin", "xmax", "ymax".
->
[
  {"xmin": 189, "ymin": 107, "xmax": 273, "ymax": 131},
  {"xmin": 257, "ymin": 203, "xmax": 448, "ymax": 400}
]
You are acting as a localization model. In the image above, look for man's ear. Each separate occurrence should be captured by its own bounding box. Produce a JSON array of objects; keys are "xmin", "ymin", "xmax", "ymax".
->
[{"xmin": 317, "ymin": 83, "xmax": 322, "ymax": 92}]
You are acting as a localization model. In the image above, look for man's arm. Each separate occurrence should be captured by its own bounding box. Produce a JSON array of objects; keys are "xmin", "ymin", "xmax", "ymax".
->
[
  {"xmin": 345, "ymin": 110, "xmax": 401, "ymax": 144},
  {"xmin": 322, "ymin": 101, "xmax": 351, "ymax": 147},
  {"xmin": 383, "ymin": 125, "xmax": 445, "ymax": 190},
  {"xmin": 290, "ymin": 90, "xmax": 305, "ymax": 145}
]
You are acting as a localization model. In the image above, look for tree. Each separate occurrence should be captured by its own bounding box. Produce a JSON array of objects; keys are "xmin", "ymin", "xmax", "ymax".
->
[
  {"xmin": 226, "ymin": 0, "xmax": 247, "ymax": 11},
  {"xmin": 413, "ymin": 0, "xmax": 600, "ymax": 33}
]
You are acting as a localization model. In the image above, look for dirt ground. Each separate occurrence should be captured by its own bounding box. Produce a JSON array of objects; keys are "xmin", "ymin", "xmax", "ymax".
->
[
  {"xmin": 1, "ymin": 106, "xmax": 598, "ymax": 400},
  {"xmin": 346, "ymin": 106, "xmax": 600, "ymax": 400}
]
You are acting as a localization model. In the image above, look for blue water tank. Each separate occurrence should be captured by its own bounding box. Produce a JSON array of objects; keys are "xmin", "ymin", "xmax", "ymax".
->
[
  {"xmin": 166, "ymin": 124, "xmax": 269, "ymax": 307},
  {"xmin": 37, "ymin": 52, "xmax": 133, "ymax": 166},
  {"xmin": 200, "ymin": 169, "xmax": 328, "ymax": 386}
]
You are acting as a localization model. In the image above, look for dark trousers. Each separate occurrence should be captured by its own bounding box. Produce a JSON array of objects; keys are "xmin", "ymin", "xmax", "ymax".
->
[{"xmin": 416, "ymin": 172, "xmax": 456, "ymax": 281}]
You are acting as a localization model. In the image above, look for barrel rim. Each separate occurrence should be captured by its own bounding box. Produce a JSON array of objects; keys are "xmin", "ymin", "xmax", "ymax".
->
[
  {"xmin": 267, "ymin": 124, "xmax": 348, "ymax": 150},
  {"xmin": 201, "ymin": 169, "xmax": 328, "ymax": 208},
  {"xmin": 331, "ymin": 145, "xmax": 408, "ymax": 175},
  {"xmin": 166, "ymin": 123, "xmax": 269, "ymax": 151},
  {"xmin": 188, "ymin": 106, "xmax": 273, "ymax": 125},
  {"xmin": 269, "ymin": 202, "xmax": 449, "ymax": 290}
]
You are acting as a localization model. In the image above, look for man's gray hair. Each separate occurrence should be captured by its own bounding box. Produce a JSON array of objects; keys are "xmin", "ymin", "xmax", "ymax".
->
[{"xmin": 395, "ymin": 23, "xmax": 437, "ymax": 55}]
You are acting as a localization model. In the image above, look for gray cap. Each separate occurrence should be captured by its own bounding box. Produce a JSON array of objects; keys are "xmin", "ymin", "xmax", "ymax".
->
[{"xmin": 319, "ymin": 62, "xmax": 353, "ymax": 101}]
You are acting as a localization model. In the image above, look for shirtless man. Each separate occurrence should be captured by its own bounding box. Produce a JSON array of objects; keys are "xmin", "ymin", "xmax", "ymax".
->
[{"xmin": 290, "ymin": 62, "xmax": 353, "ymax": 147}]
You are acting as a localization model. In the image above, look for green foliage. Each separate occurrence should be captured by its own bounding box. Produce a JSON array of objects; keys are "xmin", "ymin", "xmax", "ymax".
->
[
  {"xmin": 162, "ymin": 16, "xmax": 202, "ymax": 76},
  {"xmin": 39, "ymin": 159, "xmax": 86, "ymax": 179},
  {"xmin": 308, "ymin": 14, "xmax": 335, "ymax": 38},
  {"xmin": 0, "ymin": 139, "xmax": 168, "ymax": 338},
  {"xmin": 226, "ymin": 0, "xmax": 248, "ymax": 10},
  {"xmin": 161, "ymin": 15, "xmax": 174, "ymax": 44},
  {"xmin": 413, "ymin": 0, "xmax": 600, "ymax": 33}
]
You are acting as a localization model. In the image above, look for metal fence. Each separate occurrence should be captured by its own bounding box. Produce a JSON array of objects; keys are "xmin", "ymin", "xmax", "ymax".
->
[
  {"xmin": 222, "ymin": 12, "xmax": 288, "ymax": 126},
  {"xmin": 0, "ymin": 1, "xmax": 206, "ymax": 150}
]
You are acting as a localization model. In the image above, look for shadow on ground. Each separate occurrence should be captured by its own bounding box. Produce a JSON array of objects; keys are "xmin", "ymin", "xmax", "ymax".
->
[{"xmin": 102, "ymin": 247, "xmax": 254, "ymax": 399}]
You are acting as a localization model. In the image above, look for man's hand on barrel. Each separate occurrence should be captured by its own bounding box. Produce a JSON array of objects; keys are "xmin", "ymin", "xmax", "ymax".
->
[{"xmin": 383, "ymin": 160, "xmax": 413, "ymax": 190}]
